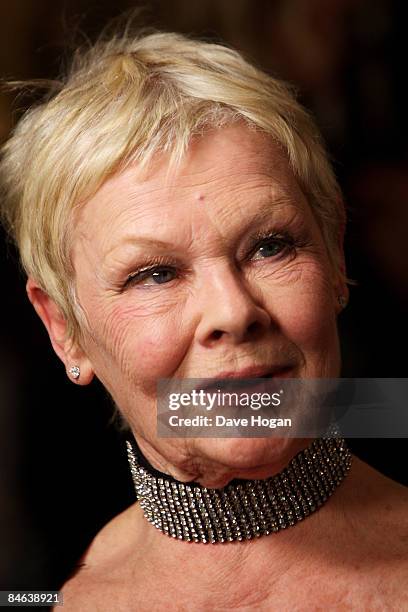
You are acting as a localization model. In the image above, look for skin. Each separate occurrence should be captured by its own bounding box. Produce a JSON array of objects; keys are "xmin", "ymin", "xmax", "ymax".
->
[{"xmin": 27, "ymin": 124, "xmax": 407, "ymax": 610}]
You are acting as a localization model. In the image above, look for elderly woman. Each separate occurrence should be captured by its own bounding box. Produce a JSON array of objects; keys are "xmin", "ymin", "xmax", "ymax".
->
[{"xmin": 1, "ymin": 28, "xmax": 407, "ymax": 611}]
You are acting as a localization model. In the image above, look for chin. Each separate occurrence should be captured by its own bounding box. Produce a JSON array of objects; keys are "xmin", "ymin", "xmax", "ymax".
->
[{"xmin": 193, "ymin": 436, "xmax": 310, "ymax": 487}]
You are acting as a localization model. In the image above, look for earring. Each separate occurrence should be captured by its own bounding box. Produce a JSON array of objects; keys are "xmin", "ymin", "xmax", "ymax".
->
[
  {"xmin": 338, "ymin": 295, "xmax": 348, "ymax": 309},
  {"xmin": 69, "ymin": 365, "xmax": 80, "ymax": 380}
]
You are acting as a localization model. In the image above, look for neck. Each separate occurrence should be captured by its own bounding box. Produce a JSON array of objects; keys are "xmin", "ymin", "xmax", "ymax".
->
[
  {"xmin": 125, "ymin": 434, "xmax": 356, "ymax": 606},
  {"xmin": 129, "ymin": 467, "xmax": 356, "ymax": 608},
  {"xmin": 126, "ymin": 433, "xmax": 352, "ymax": 544}
]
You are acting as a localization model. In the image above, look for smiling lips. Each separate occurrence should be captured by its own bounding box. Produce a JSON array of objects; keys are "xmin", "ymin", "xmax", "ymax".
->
[
  {"xmin": 195, "ymin": 364, "xmax": 294, "ymax": 394},
  {"xmin": 208, "ymin": 364, "xmax": 293, "ymax": 380}
]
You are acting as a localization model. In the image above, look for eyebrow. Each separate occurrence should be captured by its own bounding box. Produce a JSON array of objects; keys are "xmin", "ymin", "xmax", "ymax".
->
[{"xmin": 106, "ymin": 197, "xmax": 300, "ymax": 256}]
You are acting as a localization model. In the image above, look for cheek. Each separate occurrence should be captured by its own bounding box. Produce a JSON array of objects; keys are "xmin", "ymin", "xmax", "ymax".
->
[
  {"xmin": 136, "ymin": 328, "xmax": 185, "ymax": 376},
  {"xmin": 97, "ymin": 301, "xmax": 190, "ymax": 386},
  {"xmin": 272, "ymin": 267, "xmax": 337, "ymax": 351}
]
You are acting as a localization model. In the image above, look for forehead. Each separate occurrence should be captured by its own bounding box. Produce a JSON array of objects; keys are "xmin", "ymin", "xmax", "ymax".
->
[{"xmin": 74, "ymin": 124, "xmax": 307, "ymax": 254}]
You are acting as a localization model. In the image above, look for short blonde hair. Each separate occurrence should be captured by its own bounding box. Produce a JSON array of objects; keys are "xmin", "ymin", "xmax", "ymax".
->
[{"xmin": 0, "ymin": 28, "xmax": 347, "ymax": 345}]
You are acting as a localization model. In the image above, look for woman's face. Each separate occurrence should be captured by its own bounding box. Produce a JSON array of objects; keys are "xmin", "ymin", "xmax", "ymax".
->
[{"xmin": 72, "ymin": 124, "xmax": 345, "ymax": 487}]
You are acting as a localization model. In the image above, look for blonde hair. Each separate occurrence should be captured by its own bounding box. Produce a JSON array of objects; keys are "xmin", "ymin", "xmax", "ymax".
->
[{"xmin": 0, "ymin": 27, "xmax": 348, "ymax": 345}]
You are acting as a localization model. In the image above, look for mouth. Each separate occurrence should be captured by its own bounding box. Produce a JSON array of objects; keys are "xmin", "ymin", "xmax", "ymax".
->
[{"xmin": 196, "ymin": 366, "xmax": 294, "ymax": 394}]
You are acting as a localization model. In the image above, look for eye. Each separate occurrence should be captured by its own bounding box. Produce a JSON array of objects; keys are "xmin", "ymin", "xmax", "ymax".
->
[
  {"xmin": 124, "ymin": 230, "xmax": 300, "ymax": 290},
  {"xmin": 249, "ymin": 231, "xmax": 295, "ymax": 262},
  {"xmin": 253, "ymin": 239, "xmax": 287, "ymax": 259},
  {"xmin": 125, "ymin": 265, "xmax": 178, "ymax": 288}
]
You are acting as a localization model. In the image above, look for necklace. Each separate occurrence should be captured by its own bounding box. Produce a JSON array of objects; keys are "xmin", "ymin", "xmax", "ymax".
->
[{"xmin": 126, "ymin": 432, "xmax": 352, "ymax": 544}]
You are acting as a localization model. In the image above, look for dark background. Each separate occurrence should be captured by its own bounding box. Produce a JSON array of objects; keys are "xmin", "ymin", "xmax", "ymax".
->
[{"xmin": 0, "ymin": 0, "xmax": 407, "ymax": 593}]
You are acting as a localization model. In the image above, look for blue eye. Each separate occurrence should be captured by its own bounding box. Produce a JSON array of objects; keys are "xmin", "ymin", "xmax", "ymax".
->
[
  {"xmin": 126, "ymin": 266, "xmax": 177, "ymax": 287},
  {"xmin": 125, "ymin": 231, "xmax": 297, "ymax": 289},
  {"xmin": 253, "ymin": 239, "xmax": 287, "ymax": 259},
  {"xmin": 250, "ymin": 232, "xmax": 294, "ymax": 261}
]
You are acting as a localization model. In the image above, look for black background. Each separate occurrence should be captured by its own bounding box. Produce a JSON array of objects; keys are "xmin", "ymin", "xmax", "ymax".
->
[{"xmin": 0, "ymin": 0, "xmax": 407, "ymax": 592}]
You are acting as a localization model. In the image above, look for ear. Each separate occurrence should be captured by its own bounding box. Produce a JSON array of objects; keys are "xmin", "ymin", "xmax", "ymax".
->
[
  {"xmin": 333, "ymin": 217, "xmax": 349, "ymax": 314},
  {"xmin": 26, "ymin": 277, "xmax": 94, "ymax": 385}
]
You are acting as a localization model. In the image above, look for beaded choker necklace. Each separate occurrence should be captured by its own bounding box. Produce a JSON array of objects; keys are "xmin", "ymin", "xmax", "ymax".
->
[{"xmin": 126, "ymin": 433, "xmax": 352, "ymax": 544}]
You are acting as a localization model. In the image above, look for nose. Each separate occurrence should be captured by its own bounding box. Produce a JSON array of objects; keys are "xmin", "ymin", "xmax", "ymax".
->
[{"xmin": 195, "ymin": 262, "xmax": 272, "ymax": 347}]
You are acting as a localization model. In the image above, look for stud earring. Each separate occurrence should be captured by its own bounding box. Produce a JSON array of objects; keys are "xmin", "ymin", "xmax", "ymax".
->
[
  {"xmin": 338, "ymin": 295, "xmax": 348, "ymax": 309},
  {"xmin": 69, "ymin": 365, "xmax": 80, "ymax": 380}
]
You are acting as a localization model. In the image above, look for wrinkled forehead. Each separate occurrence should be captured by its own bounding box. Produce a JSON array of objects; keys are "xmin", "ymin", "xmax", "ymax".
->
[{"xmin": 72, "ymin": 125, "xmax": 310, "ymax": 259}]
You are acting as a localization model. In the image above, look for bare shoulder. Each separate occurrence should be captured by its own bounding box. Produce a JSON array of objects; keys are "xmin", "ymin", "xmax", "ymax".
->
[
  {"xmin": 345, "ymin": 456, "xmax": 408, "ymax": 559},
  {"xmin": 350, "ymin": 455, "xmax": 408, "ymax": 515},
  {"xmin": 81, "ymin": 501, "xmax": 142, "ymax": 567},
  {"xmin": 57, "ymin": 503, "xmax": 142, "ymax": 611},
  {"xmin": 307, "ymin": 457, "xmax": 408, "ymax": 609}
]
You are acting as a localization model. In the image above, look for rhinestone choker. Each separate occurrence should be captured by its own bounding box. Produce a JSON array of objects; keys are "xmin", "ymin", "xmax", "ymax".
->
[{"xmin": 126, "ymin": 434, "xmax": 352, "ymax": 544}]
